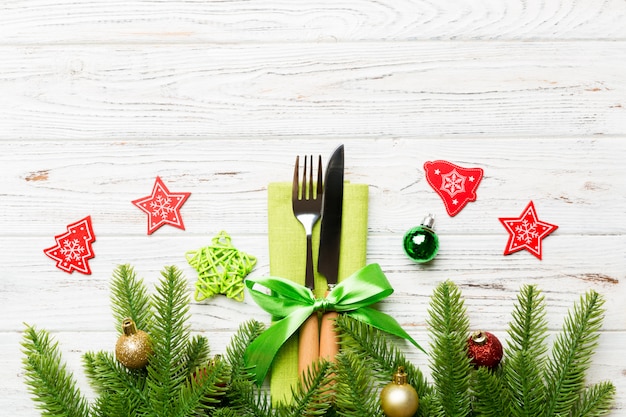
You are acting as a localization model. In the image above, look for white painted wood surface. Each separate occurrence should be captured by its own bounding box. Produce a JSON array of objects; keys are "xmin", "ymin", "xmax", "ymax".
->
[{"xmin": 1, "ymin": 1, "xmax": 625, "ymax": 415}]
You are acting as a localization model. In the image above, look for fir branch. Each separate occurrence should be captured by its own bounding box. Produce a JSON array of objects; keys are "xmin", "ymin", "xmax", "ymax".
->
[
  {"xmin": 543, "ymin": 290, "xmax": 606, "ymax": 417},
  {"xmin": 145, "ymin": 265, "xmax": 194, "ymax": 417},
  {"xmin": 505, "ymin": 285, "xmax": 548, "ymax": 417},
  {"xmin": 508, "ymin": 284, "xmax": 548, "ymax": 356},
  {"xmin": 471, "ymin": 366, "xmax": 509, "ymax": 417},
  {"xmin": 225, "ymin": 320, "xmax": 266, "ymax": 383},
  {"xmin": 181, "ymin": 335, "xmax": 211, "ymax": 378},
  {"xmin": 82, "ymin": 351, "xmax": 148, "ymax": 406},
  {"xmin": 417, "ymin": 393, "xmax": 443, "ymax": 417},
  {"xmin": 179, "ymin": 355, "xmax": 230, "ymax": 414},
  {"xmin": 90, "ymin": 392, "xmax": 127, "ymax": 417},
  {"xmin": 335, "ymin": 314, "xmax": 431, "ymax": 402},
  {"xmin": 333, "ymin": 352, "xmax": 383, "ymax": 417},
  {"xmin": 276, "ymin": 360, "xmax": 332, "ymax": 417},
  {"xmin": 427, "ymin": 280, "xmax": 472, "ymax": 417},
  {"xmin": 227, "ymin": 380, "xmax": 274, "ymax": 417},
  {"xmin": 21, "ymin": 325, "xmax": 89, "ymax": 417},
  {"xmin": 212, "ymin": 408, "xmax": 244, "ymax": 417},
  {"xmin": 110, "ymin": 264, "xmax": 152, "ymax": 332},
  {"xmin": 570, "ymin": 381, "xmax": 616, "ymax": 417}
]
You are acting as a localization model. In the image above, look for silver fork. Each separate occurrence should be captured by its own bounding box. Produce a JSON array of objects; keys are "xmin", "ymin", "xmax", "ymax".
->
[{"xmin": 292, "ymin": 154, "xmax": 323, "ymax": 379}]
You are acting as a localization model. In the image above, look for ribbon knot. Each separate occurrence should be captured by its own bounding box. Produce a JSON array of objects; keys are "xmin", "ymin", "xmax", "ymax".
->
[
  {"xmin": 243, "ymin": 263, "xmax": 424, "ymax": 385},
  {"xmin": 313, "ymin": 297, "xmax": 332, "ymax": 312}
]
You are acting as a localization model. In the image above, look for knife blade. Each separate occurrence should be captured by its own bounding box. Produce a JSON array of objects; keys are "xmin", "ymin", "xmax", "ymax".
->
[
  {"xmin": 318, "ymin": 144, "xmax": 344, "ymax": 362},
  {"xmin": 318, "ymin": 144, "xmax": 344, "ymax": 286}
]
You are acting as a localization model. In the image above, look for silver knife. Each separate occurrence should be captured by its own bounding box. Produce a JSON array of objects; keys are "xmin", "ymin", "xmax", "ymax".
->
[
  {"xmin": 318, "ymin": 145, "xmax": 344, "ymax": 286},
  {"xmin": 318, "ymin": 144, "xmax": 344, "ymax": 361}
]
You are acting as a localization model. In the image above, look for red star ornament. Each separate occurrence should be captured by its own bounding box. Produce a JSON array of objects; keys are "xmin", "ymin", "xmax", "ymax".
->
[
  {"xmin": 132, "ymin": 176, "xmax": 191, "ymax": 235},
  {"xmin": 424, "ymin": 160, "xmax": 484, "ymax": 216},
  {"xmin": 499, "ymin": 201, "xmax": 558, "ymax": 260},
  {"xmin": 44, "ymin": 216, "xmax": 96, "ymax": 274}
]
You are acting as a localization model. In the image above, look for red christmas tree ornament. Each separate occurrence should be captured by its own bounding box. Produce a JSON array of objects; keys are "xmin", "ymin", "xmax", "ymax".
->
[
  {"xmin": 424, "ymin": 160, "xmax": 484, "ymax": 217},
  {"xmin": 467, "ymin": 330, "xmax": 503, "ymax": 369},
  {"xmin": 132, "ymin": 176, "xmax": 191, "ymax": 235},
  {"xmin": 499, "ymin": 201, "xmax": 558, "ymax": 260},
  {"xmin": 43, "ymin": 216, "xmax": 96, "ymax": 274}
]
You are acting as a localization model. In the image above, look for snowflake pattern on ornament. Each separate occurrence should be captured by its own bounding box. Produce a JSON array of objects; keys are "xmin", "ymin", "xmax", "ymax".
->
[
  {"xmin": 151, "ymin": 195, "xmax": 175, "ymax": 219},
  {"xmin": 499, "ymin": 201, "xmax": 558, "ymax": 260},
  {"xmin": 515, "ymin": 220, "xmax": 539, "ymax": 244},
  {"xmin": 424, "ymin": 160, "xmax": 484, "ymax": 216},
  {"xmin": 60, "ymin": 239, "xmax": 86, "ymax": 262},
  {"xmin": 132, "ymin": 176, "xmax": 191, "ymax": 235},
  {"xmin": 44, "ymin": 216, "xmax": 96, "ymax": 274},
  {"xmin": 440, "ymin": 169, "xmax": 466, "ymax": 197}
]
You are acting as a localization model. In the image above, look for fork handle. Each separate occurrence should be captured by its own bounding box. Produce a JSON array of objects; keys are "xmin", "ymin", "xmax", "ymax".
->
[
  {"xmin": 298, "ymin": 309, "xmax": 319, "ymax": 381},
  {"xmin": 319, "ymin": 290, "xmax": 340, "ymax": 362}
]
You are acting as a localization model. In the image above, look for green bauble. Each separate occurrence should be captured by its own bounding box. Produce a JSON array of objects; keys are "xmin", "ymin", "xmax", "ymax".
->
[{"xmin": 402, "ymin": 214, "xmax": 439, "ymax": 263}]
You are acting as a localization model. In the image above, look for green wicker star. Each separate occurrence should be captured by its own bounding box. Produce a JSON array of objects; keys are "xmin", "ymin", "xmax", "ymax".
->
[{"xmin": 186, "ymin": 231, "xmax": 257, "ymax": 302}]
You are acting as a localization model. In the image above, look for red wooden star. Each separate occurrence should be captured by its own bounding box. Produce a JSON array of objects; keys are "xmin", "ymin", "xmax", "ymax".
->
[
  {"xmin": 44, "ymin": 216, "xmax": 96, "ymax": 274},
  {"xmin": 499, "ymin": 201, "xmax": 558, "ymax": 260},
  {"xmin": 132, "ymin": 176, "xmax": 191, "ymax": 235}
]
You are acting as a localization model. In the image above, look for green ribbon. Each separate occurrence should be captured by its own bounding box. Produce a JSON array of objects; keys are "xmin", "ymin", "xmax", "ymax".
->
[{"xmin": 243, "ymin": 263, "xmax": 425, "ymax": 385}]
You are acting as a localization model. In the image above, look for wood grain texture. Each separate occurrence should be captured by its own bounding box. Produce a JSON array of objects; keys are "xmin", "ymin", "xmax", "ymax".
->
[
  {"xmin": 3, "ymin": 0, "xmax": 626, "ymax": 415},
  {"xmin": 1, "ymin": 0, "xmax": 625, "ymax": 44},
  {"xmin": 2, "ymin": 139, "xmax": 624, "ymax": 236},
  {"xmin": 0, "ymin": 42, "xmax": 624, "ymax": 140}
]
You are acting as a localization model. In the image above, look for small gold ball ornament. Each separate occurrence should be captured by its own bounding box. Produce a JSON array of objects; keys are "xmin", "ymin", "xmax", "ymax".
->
[
  {"xmin": 380, "ymin": 366, "xmax": 419, "ymax": 417},
  {"xmin": 115, "ymin": 318, "xmax": 153, "ymax": 369}
]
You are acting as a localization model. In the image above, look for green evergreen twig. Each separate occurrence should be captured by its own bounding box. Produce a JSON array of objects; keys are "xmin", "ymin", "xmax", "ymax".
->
[
  {"xmin": 335, "ymin": 314, "xmax": 430, "ymax": 400},
  {"xmin": 427, "ymin": 280, "xmax": 472, "ymax": 417},
  {"xmin": 333, "ymin": 352, "xmax": 383, "ymax": 417},
  {"xmin": 277, "ymin": 361, "xmax": 333, "ymax": 417},
  {"xmin": 110, "ymin": 264, "xmax": 152, "ymax": 332},
  {"xmin": 21, "ymin": 325, "xmax": 89, "ymax": 417},
  {"xmin": 543, "ymin": 290, "xmax": 607, "ymax": 417},
  {"xmin": 505, "ymin": 284, "xmax": 548, "ymax": 417}
]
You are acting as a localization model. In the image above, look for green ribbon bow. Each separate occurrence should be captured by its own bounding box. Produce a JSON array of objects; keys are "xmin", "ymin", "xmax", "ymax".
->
[{"xmin": 244, "ymin": 263, "xmax": 425, "ymax": 385}]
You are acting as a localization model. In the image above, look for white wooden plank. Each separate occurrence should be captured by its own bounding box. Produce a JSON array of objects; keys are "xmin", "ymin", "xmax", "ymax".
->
[
  {"xmin": 2, "ymin": 233, "xmax": 623, "ymax": 332},
  {"xmin": 1, "ymin": 139, "xmax": 624, "ymax": 236},
  {"xmin": 1, "ymin": 0, "xmax": 625, "ymax": 44},
  {"xmin": 0, "ymin": 42, "xmax": 624, "ymax": 140}
]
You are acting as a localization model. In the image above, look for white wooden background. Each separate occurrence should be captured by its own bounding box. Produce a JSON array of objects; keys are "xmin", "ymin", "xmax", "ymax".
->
[{"xmin": 1, "ymin": 1, "xmax": 625, "ymax": 415}]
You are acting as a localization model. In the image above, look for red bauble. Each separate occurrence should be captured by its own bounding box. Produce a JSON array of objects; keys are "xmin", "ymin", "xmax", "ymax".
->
[{"xmin": 467, "ymin": 331, "xmax": 503, "ymax": 369}]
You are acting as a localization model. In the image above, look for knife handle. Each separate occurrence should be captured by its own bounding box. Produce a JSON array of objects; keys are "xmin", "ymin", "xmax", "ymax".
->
[
  {"xmin": 298, "ymin": 312, "xmax": 319, "ymax": 381},
  {"xmin": 319, "ymin": 290, "xmax": 340, "ymax": 362}
]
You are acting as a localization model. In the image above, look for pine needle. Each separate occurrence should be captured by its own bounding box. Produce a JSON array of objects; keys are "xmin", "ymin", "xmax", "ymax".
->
[
  {"xmin": 333, "ymin": 352, "xmax": 383, "ymax": 417},
  {"xmin": 110, "ymin": 264, "xmax": 152, "ymax": 332},
  {"xmin": 335, "ymin": 314, "xmax": 431, "ymax": 400},
  {"xmin": 471, "ymin": 365, "xmax": 509, "ymax": 416},
  {"xmin": 506, "ymin": 284, "xmax": 548, "ymax": 417},
  {"xmin": 145, "ymin": 265, "xmax": 194, "ymax": 416},
  {"xmin": 21, "ymin": 325, "xmax": 89, "ymax": 417},
  {"xmin": 543, "ymin": 290, "xmax": 606, "ymax": 417},
  {"xmin": 427, "ymin": 280, "xmax": 472, "ymax": 417},
  {"xmin": 570, "ymin": 381, "xmax": 616, "ymax": 417}
]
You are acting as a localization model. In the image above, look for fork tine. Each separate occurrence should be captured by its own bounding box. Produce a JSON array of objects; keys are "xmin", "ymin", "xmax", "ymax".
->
[
  {"xmin": 309, "ymin": 155, "xmax": 316, "ymax": 200},
  {"xmin": 293, "ymin": 155, "xmax": 300, "ymax": 200},
  {"xmin": 303, "ymin": 155, "xmax": 309, "ymax": 200}
]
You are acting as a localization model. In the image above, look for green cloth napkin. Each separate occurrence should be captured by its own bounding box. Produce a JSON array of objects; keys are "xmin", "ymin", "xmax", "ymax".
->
[{"xmin": 267, "ymin": 181, "xmax": 369, "ymax": 405}]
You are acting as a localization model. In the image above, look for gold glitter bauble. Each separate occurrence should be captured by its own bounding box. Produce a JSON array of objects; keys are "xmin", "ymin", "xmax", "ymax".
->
[
  {"xmin": 380, "ymin": 366, "xmax": 419, "ymax": 417},
  {"xmin": 115, "ymin": 318, "xmax": 152, "ymax": 369}
]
